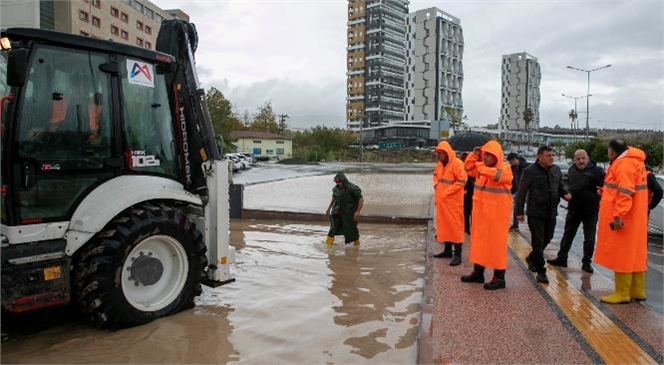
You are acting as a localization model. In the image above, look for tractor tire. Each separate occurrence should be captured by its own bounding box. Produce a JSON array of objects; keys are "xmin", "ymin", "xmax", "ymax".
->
[{"xmin": 73, "ymin": 202, "xmax": 207, "ymax": 330}]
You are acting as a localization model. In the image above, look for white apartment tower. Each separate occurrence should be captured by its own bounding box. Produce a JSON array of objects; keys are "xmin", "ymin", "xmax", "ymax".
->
[
  {"xmin": 500, "ymin": 52, "xmax": 541, "ymax": 132},
  {"xmin": 405, "ymin": 7, "xmax": 463, "ymax": 138}
]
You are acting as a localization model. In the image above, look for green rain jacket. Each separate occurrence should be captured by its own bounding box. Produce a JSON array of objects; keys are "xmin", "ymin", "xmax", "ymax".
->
[{"xmin": 328, "ymin": 172, "xmax": 363, "ymax": 243}]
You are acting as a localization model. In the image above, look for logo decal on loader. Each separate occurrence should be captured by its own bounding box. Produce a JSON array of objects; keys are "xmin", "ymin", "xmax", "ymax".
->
[{"xmin": 127, "ymin": 60, "xmax": 154, "ymax": 88}]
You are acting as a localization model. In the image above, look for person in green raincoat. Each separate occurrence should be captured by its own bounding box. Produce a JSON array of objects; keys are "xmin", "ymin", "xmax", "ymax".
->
[{"xmin": 325, "ymin": 172, "xmax": 364, "ymax": 246}]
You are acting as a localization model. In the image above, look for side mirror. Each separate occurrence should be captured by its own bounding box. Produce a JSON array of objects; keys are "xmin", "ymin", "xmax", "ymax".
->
[{"xmin": 7, "ymin": 48, "xmax": 28, "ymax": 87}]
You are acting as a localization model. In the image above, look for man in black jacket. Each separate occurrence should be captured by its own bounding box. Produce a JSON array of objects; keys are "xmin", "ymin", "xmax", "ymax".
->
[
  {"xmin": 507, "ymin": 153, "xmax": 530, "ymax": 230},
  {"xmin": 547, "ymin": 150, "xmax": 605, "ymax": 273},
  {"xmin": 646, "ymin": 165, "xmax": 663, "ymax": 213},
  {"xmin": 515, "ymin": 145, "xmax": 570, "ymax": 284}
]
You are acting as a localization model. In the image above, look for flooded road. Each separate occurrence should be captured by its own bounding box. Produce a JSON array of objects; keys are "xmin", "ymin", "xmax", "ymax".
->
[
  {"xmin": 2, "ymin": 163, "xmax": 432, "ymax": 364},
  {"xmin": 244, "ymin": 173, "xmax": 433, "ymax": 218}
]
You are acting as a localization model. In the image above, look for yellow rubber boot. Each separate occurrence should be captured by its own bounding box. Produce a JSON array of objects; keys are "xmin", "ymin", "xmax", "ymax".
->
[
  {"xmin": 630, "ymin": 271, "xmax": 646, "ymax": 301},
  {"xmin": 325, "ymin": 236, "xmax": 334, "ymax": 246},
  {"xmin": 600, "ymin": 272, "xmax": 632, "ymax": 304},
  {"xmin": 353, "ymin": 239, "xmax": 360, "ymax": 246}
]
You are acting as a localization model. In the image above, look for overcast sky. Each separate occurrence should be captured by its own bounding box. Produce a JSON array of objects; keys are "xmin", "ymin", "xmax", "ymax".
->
[{"xmin": 151, "ymin": 0, "xmax": 663, "ymax": 131}]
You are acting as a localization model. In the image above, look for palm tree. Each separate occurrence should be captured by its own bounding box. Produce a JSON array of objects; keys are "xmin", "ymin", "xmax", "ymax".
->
[
  {"xmin": 568, "ymin": 109, "xmax": 577, "ymax": 139},
  {"xmin": 523, "ymin": 108, "xmax": 534, "ymax": 148}
]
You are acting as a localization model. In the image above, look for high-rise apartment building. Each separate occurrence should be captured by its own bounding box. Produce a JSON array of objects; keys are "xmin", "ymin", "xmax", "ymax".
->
[
  {"xmin": 346, "ymin": 0, "xmax": 409, "ymax": 131},
  {"xmin": 0, "ymin": 0, "xmax": 188, "ymax": 51},
  {"xmin": 500, "ymin": 52, "xmax": 541, "ymax": 132},
  {"xmin": 404, "ymin": 7, "xmax": 463, "ymax": 139}
]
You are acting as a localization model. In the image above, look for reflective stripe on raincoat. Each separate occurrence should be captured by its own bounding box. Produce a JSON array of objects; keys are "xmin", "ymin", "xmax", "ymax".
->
[
  {"xmin": 465, "ymin": 141, "xmax": 513, "ymax": 270},
  {"xmin": 434, "ymin": 141, "xmax": 468, "ymax": 243},
  {"xmin": 595, "ymin": 147, "xmax": 648, "ymax": 272}
]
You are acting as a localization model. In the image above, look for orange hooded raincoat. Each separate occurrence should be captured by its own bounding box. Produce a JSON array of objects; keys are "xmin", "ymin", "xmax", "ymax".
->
[
  {"xmin": 433, "ymin": 141, "xmax": 468, "ymax": 243},
  {"xmin": 465, "ymin": 141, "xmax": 513, "ymax": 270},
  {"xmin": 595, "ymin": 147, "xmax": 649, "ymax": 273}
]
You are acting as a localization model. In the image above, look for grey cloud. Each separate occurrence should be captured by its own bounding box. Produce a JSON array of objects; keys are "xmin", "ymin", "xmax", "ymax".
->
[{"xmin": 214, "ymin": 78, "xmax": 347, "ymax": 130}]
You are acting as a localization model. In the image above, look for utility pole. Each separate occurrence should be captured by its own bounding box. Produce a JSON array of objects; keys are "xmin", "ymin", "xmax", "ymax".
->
[
  {"xmin": 277, "ymin": 113, "xmax": 289, "ymax": 134},
  {"xmin": 566, "ymin": 64, "xmax": 612, "ymax": 140}
]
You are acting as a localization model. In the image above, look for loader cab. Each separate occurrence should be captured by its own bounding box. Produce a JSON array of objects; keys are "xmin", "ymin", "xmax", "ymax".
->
[{"xmin": 1, "ymin": 29, "xmax": 179, "ymax": 227}]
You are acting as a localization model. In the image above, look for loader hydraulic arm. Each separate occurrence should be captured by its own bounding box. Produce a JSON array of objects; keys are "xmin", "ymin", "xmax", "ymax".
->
[{"xmin": 156, "ymin": 20, "xmax": 219, "ymax": 195}]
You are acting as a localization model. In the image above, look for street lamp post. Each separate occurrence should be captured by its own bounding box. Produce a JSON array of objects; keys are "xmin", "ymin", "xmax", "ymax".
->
[
  {"xmin": 561, "ymin": 93, "xmax": 591, "ymax": 142},
  {"xmin": 566, "ymin": 64, "xmax": 612, "ymax": 140}
]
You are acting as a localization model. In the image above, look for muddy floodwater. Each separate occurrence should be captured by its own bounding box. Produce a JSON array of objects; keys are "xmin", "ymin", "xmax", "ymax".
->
[{"xmin": 2, "ymin": 166, "xmax": 432, "ymax": 364}]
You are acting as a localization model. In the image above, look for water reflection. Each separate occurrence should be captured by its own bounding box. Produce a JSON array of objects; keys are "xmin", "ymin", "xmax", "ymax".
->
[
  {"xmin": 326, "ymin": 226, "xmax": 425, "ymax": 360},
  {"xmin": 2, "ymin": 221, "xmax": 426, "ymax": 364}
]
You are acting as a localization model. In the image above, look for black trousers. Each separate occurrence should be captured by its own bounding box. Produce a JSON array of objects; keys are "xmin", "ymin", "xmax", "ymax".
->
[
  {"xmin": 527, "ymin": 216, "xmax": 557, "ymax": 273},
  {"xmin": 556, "ymin": 210, "xmax": 598, "ymax": 264},
  {"xmin": 464, "ymin": 198, "xmax": 472, "ymax": 234}
]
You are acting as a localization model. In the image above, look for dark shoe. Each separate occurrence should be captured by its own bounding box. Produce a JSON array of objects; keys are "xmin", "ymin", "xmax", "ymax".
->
[
  {"xmin": 547, "ymin": 257, "xmax": 568, "ymax": 268},
  {"xmin": 509, "ymin": 224, "xmax": 519, "ymax": 231},
  {"xmin": 536, "ymin": 272, "xmax": 549, "ymax": 284},
  {"xmin": 450, "ymin": 256, "xmax": 462, "ymax": 266},
  {"xmin": 483, "ymin": 277, "xmax": 506, "ymax": 290},
  {"xmin": 581, "ymin": 263, "xmax": 594, "ymax": 274},
  {"xmin": 433, "ymin": 251, "xmax": 453, "ymax": 258},
  {"xmin": 525, "ymin": 256, "xmax": 537, "ymax": 272},
  {"xmin": 460, "ymin": 271, "xmax": 484, "ymax": 283}
]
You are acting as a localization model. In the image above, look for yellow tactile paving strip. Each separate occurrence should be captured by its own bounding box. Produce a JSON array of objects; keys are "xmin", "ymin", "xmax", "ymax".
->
[{"xmin": 508, "ymin": 233, "xmax": 658, "ymax": 365}]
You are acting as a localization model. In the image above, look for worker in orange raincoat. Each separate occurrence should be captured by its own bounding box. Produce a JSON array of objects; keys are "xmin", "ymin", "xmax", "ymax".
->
[
  {"xmin": 460, "ymin": 140, "xmax": 513, "ymax": 290},
  {"xmin": 594, "ymin": 139, "xmax": 649, "ymax": 304},
  {"xmin": 432, "ymin": 141, "xmax": 468, "ymax": 266}
]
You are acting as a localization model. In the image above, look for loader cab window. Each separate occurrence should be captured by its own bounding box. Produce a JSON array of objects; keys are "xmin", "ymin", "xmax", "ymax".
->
[
  {"xmin": 1, "ymin": 51, "xmax": 8, "ymax": 148},
  {"xmin": 16, "ymin": 46, "xmax": 111, "ymax": 160},
  {"xmin": 12, "ymin": 45, "xmax": 113, "ymax": 222},
  {"xmin": 120, "ymin": 59, "xmax": 178, "ymax": 180},
  {"xmin": 1, "ymin": 52, "xmax": 8, "ymax": 223}
]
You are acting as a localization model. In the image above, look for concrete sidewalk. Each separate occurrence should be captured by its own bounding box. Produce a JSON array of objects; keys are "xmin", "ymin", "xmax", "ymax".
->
[{"xmin": 418, "ymin": 223, "xmax": 664, "ymax": 364}]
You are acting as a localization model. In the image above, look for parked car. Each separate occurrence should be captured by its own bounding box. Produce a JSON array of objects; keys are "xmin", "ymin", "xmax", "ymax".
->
[
  {"xmin": 224, "ymin": 154, "xmax": 244, "ymax": 172},
  {"xmin": 648, "ymin": 176, "xmax": 664, "ymax": 237},
  {"xmin": 236, "ymin": 154, "xmax": 253, "ymax": 168},
  {"xmin": 241, "ymin": 153, "xmax": 255, "ymax": 166}
]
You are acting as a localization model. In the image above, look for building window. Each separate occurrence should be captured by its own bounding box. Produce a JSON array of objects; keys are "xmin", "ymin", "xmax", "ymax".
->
[
  {"xmin": 145, "ymin": 41, "xmax": 151, "ymax": 49},
  {"xmin": 92, "ymin": 16, "xmax": 100, "ymax": 28},
  {"xmin": 145, "ymin": 25, "xmax": 151, "ymax": 34},
  {"xmin": 111, "ymin": 6, "xmax": 119, "ymax": 17},
  {"xmin": 276, "ymin": 148, "xmax": 285, "ymax": 156},
  {"xmin": 91, "ymin": 0, "xmax": 101, "ymax": 8},
  {"xmin": 276, "ymin": 140, "xmax": 284, "ymax": 144},
  {"xmin": 111, "ymin": 25, "xmax": 119, "ymax": 35},
  {"xmin": 121, "ymin": 30, "xmax": 128, "ymax": 40},
  {"xmin": 136, "ymin": 38, "xmax": 143, "ymax": 46},
  {"xmin": 143, "ymin": 7, "xmax": 153, "ymax": 18},
  {"xmin": 253, "ymin": 140, "xmax": 262, "ymax": 144},
  {"xmin": 132, "ymin": 1, "xmax": 143, "ymax": 13},
  {"xmin": 80, "ymin": 30, "xmax": 89, "ymax": 36},
  {"xmin": 79, "ymin": 10, "xmax": 89, "ymax": 22},
  {"xmin": 137, "ymin": 21, "xmax": 143, "ymax": 31},
  {"xmin": 120, "ymin": 12, "xmax": 128, "ymax": 23},
  {"xmin": 154, "ymin": 14, "xmax": 163, "ymax": 24},
  {"xmin": 266, "ymin": 149, "xmax": 274, "ymax": 155},
  {"xmin": 122, "ymin": 0, "xmax": 131, "ymax": 4}
]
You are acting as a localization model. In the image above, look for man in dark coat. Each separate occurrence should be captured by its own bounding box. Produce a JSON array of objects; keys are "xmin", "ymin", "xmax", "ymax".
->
[
  {"xmin": 515, "ymin": 146, "xmax": 570, "ymax": 284},
  {"xmin": 325, "ymin": 172, "xmax": 364, "ymax": 246},
  {"xmin": 460, "ymin": 152, "xmax": 474, "ymax": 235},
  {"xmin": 646, "ymin": 165, "xmax": 663, "ymax": 214},
  {"xmin": 547, "ymin": 150, "xmax": 605, "ymax": 273},
  {"xmin": 507, "ymin": 152, "xmax": 530, "ymax": 230}
]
